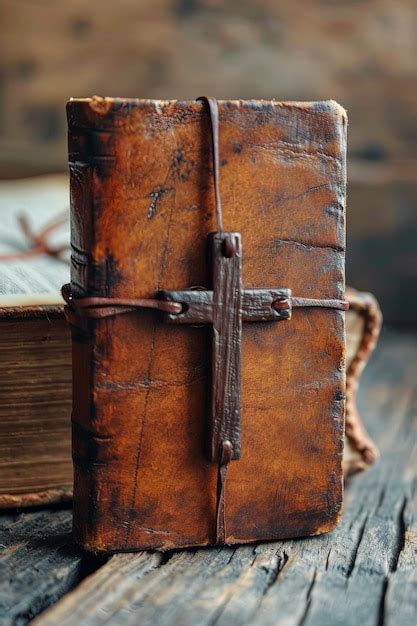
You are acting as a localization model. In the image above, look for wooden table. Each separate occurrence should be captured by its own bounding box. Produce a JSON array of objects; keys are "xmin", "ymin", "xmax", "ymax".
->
[{"xmin": 1, "ymin": 330, "xmax": 416, "ymax": 626}]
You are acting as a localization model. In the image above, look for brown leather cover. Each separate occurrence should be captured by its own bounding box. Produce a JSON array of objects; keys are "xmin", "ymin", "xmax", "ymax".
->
[{"xmin": 68, "ymin": 97, "xmax": 347, "ymax": 551}]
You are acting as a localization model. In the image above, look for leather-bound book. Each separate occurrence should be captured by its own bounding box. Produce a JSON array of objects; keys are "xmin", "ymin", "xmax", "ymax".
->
[
  {"xmin": 67, "ymin": 96, "xmax": 349, "ymax": 551},
  {"xmin": 0, "ymin": 175, "xmax": 72, "ymax": 508}
]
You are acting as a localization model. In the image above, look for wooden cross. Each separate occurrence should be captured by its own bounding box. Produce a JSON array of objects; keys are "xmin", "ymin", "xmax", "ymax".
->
[{"xmin": 159, "ymin": 231, "xmax": 292, "ymax": 463}]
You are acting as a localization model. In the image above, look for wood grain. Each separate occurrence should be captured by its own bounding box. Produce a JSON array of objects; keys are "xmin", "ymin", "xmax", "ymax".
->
[
  {"xmin": 0, "ymin": 508, "xmax": 82, "ymax": 626},
  {"xmin": 28, "ymin": 330, "xmax": 417, "ymax": 626}
]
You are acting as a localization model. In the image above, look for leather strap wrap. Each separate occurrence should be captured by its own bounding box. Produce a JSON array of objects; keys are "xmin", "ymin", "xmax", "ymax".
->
[
  {"xmin": 62, "ymin": 283, "xmax": 348, "ymax": 321},
  {"xmin": 61, "ymin": 283, "xmax": 182, "ymax": 322}
]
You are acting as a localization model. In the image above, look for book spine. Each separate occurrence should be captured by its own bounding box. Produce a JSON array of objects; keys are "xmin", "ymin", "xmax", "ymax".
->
[{"xmin": 67, "ymin": 100, "xmax": 115, "ymax": 550}]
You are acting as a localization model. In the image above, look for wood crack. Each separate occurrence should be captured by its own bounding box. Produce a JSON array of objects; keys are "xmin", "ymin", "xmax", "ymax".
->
[
  {"xmin": 378, "ymin": 578, "xmax": 389, "ymax": 626},
  {"xmin": 298, "ymin": 568, "xmax": 317, "ymax": 626},
  {"xmin": 260, "ymin": 550, "xmax": 289, "ymax": 596},
  {"xmin": 389, "ymin": 496, "xmax": 407, "ymax": 574},
  {"xmin": 273, "ymin": 238, "xmax": 344, "ymax": 253},
  {"xmin": 94, "ymin": 375, "xmax": 206, "ymax": 392},
  {"xmin": 242, "ymin": 139, "xmax": 342, "ymax": 166},
  {"xmin": 346, "ymin": 513, "xmax": 369, "ymax": 579}
]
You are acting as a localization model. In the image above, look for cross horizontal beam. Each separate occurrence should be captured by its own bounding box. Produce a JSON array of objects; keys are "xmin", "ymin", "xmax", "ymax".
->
[{"xmin": 159, "ymin": 288, "xmax": 292, "ymax": 324}]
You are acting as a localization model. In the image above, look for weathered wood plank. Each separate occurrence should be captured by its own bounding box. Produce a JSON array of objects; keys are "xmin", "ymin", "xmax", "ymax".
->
[
  {"xmin": 31, "ymin": 330, "xmax": 417, "ymax": 626},
  {"xmin": 0, "ymin": 508, "xmax": 82, "ymax": 626},
  {"xmin": 385, "ymin": 483, "xmax": 417, "ymax": 626}
]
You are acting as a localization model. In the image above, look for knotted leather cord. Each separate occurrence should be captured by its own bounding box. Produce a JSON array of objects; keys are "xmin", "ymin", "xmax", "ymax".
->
[
  {"xmin": 63, "ymin": 96, "xmax": 349, "ymax": 546},
  {"xmin": 215, "ymin": 440, "xmax": 233, "ymax": 545},
  {"xmin": 344, "ymin": 288, "xmax": 382, "ymax": 476},
  {"xmin": 61, "ymin": 284, "xmax": 181, "ymax": 320}
]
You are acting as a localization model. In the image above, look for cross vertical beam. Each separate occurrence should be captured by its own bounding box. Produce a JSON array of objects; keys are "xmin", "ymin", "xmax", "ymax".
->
[
  {"xmin": 210, "ymin": 232, "xmax": 242, "ymax": 462},
  {"xmin": 159, "ymin": 233, "xmax": 292, "ymax": 464}
]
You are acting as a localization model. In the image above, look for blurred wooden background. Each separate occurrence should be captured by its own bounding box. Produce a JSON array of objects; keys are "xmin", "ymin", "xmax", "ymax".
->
[{"xmin": 1, "ymin": 0, "xmax": 416, "ymax": 323}]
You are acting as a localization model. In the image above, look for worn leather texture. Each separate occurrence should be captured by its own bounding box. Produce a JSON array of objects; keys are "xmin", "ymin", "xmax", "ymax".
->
[{"xmin": 68, "ymin": 97, "xmax": 347, "ymax": 552}]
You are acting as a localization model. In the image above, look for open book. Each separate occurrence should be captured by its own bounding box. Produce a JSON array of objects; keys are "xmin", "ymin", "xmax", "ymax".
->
[
  {"xmin": 0, "ymin": 175, "xmax": 72, "ymax": 507},
  {"xmin": 0, "ymin": 174, "xmax": 69, "ymax": 307}
]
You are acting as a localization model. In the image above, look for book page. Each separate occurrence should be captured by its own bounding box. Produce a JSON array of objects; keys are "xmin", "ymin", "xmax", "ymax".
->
[{"xmin": 0, "ymin": 175, "xmax": 70, "ymax": 307}]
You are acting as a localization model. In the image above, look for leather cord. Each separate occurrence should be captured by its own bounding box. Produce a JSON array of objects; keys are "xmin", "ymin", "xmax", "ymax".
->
[
  {"xmin": 62, "ymin": 283, "xmax": 348, "ymax": 319},
  {"xmin": 61, "ymin": 284, "xmax": 182, "ymax": 319},
  {"xmin": 215, "ymin": 440, "xmax": 233, "ymax": 545},
  {"xmin": 197, "ymin": 96, "xmax": 224, "ymax": 233},
  {"xmin": 198, "ymin": 97, "xmax": 229, "ymax": 545}
]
